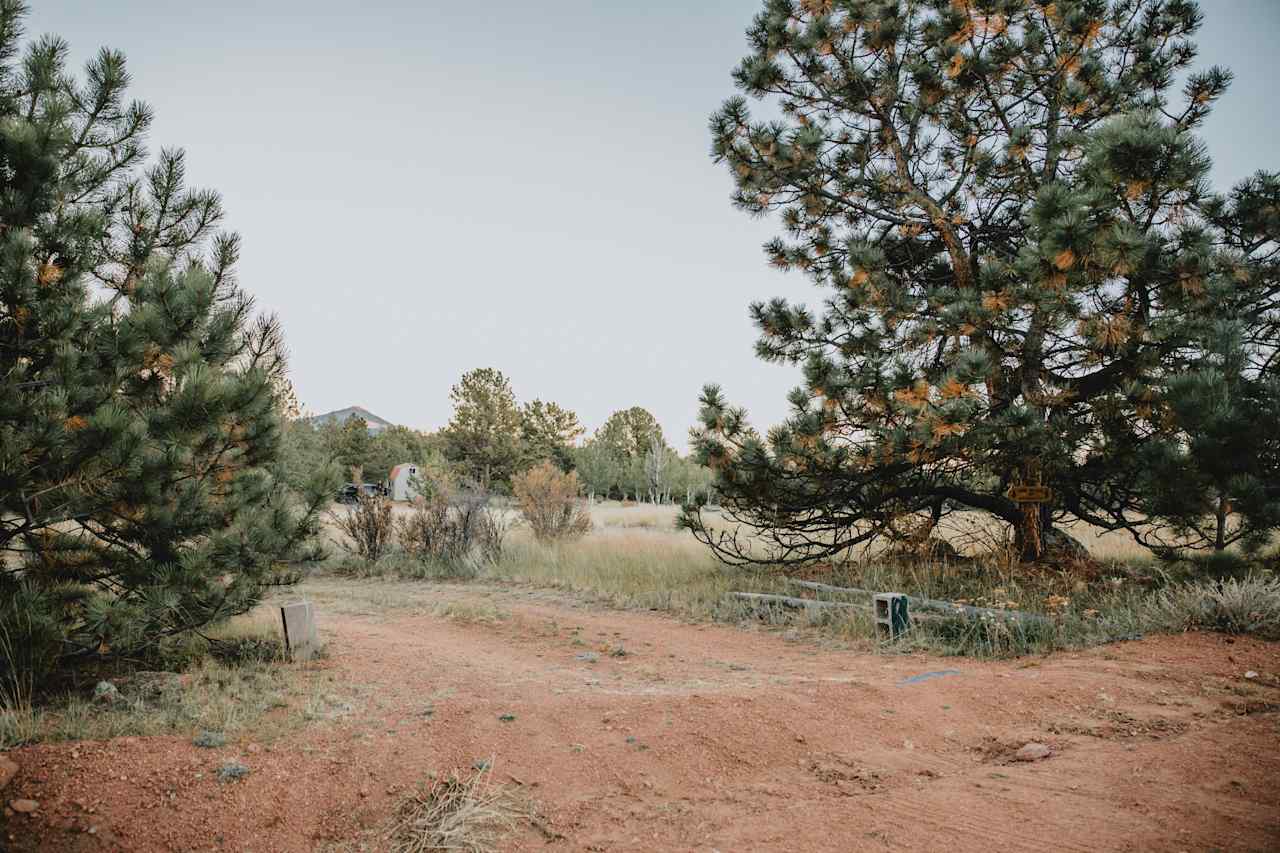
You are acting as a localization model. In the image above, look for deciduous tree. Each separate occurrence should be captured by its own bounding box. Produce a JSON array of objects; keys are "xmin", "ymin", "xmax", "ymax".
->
[{"xmin": 595, "ymin": 407, "xmax": 665, "ymax": 461}]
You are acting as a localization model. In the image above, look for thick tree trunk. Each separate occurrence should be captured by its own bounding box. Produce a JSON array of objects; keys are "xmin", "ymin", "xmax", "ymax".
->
[{"xmin": 1012, "ymin": 502, "xmax": 1043, "ymax": 562}]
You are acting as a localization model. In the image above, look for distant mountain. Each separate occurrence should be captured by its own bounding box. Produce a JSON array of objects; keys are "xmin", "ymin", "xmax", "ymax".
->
[{"xmin": 305, "ymin": 405, "xmax": 395, "ymax": 433}]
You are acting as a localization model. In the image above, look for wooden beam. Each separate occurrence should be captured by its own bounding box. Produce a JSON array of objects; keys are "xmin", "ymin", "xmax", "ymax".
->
[
  {"xmin": 727, "ymin": 592, "xmax": 867, "ymax": 611},
  {"xmin": 784, "ymin": 579, "xmax": 1049, "ymax": 626}
]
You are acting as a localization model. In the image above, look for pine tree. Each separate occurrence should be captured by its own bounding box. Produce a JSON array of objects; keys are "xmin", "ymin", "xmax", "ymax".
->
[
  {"xmin": 0, "ymin": 1, "xmax": 333, "ymax": 672},
  {"xmin": 441, "ymin": 368, "xmax": 524, "ymax": 489},
  {"xmin": 684, "ymin": 0, "xmax": 1278, "ymax": 565},
  {"xmin": 519, "ymin": 399, "xmax": 584, "ymax": 471},
  {"xmin": 331, "ymin": 415, "xmax": 374, "ymax": 474},
  {"xmin": 1136, "ymin": 339, "xmax": 1280, "ymax": 554}
]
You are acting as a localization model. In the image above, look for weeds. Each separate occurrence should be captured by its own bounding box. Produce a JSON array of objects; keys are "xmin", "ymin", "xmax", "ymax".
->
[
  {"xmin": 393, "ymin": 487, "xmax": 510, "ymax": 576},
  {"xmin": 3, "ymin": 611, "xmax": 313, "ymax": 747},
  {"xmin": 217, "ymin": 760, "xmax": 251, "ymax": 782},
  {"xmin": 319, "ymin": 502, "xmax": 1280, "ymax": 659},
  {"xmin": 194, "ymin": 729, "xmax": 227, "ymax": 748},
  {"xmin": 389, "ymin": 765, "xmax": 530, "ymax": 853},
  {"xmin": 474, "ymin": 507, "xmax": 512, "ymax": 566},
  {"xmin": 333, "ymin": 493, "xmax": 396, "ymax": 562},
  {"xmin": 431, "ymin": 600, "xmax": 510, "ymax": 624},
  {"xmin": 1143, "ymin": 575, "xmax": 1280, "ymax": 639},
  {"xmin": 0, "ymin": 616, "xmax": 40, "ymax": 748}
]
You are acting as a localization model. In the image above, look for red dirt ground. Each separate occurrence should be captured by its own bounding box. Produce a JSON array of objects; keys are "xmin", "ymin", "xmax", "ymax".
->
[{"xmin": 4, "ymin": 585, "xmax": 1279, "ymax": 852}]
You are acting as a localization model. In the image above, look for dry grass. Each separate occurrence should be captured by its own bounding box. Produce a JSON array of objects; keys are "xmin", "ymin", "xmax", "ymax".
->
[
  {"xmin": 586, "ymin": 501, "xmax": 683, "ymax": 531},
  {"xmin": 1, "ymin": 610, "xmax": 328, "ymax": 748},
  {"xmin": 309, "ymin": 502, "xmax": 1278, "ymax": 658},
  {"xmin": 488, "ymin": 527, "xmax": 742, "ymax": 615},
  {"xmin": 0, "ymin": 619, "xmax": 40, "ymax": 748},
  {"xmin": 431, "ymin": 600, "xmax": 510, "ymax": 624},
  {"xmin": 476, "ymin": 505, "xmax": 1280, "ymax": 656},
  {"xmin": 389, "ymin": 765, "xmax": 531, "ymax": 853},
  {"xmin": 1144, "ymin": 575, "xmax": 1280, "ymax": 639}
]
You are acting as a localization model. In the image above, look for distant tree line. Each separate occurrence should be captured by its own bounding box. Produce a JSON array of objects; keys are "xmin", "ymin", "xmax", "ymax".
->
[
  {"xmin": 571, "ymin": 408, "xmax": 716, "ymax": 505},
  {"xmin": 284, "ymin": 368, "xmax": 715, "ymax": 504}
]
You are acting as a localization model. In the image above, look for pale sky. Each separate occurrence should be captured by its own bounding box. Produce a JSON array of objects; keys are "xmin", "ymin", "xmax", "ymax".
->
[{"xmin": 28, "ymin": 1, "xmax": 1280, "ymax": 448}]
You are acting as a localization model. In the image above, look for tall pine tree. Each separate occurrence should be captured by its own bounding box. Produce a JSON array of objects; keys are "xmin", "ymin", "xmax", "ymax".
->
[
  {"xmin": 683, "ymin": 0, "xmax": 1278, "ymax": 565},
  {"xmin": 441, "ymin": 368, "xmax": 524, "ymax": 489},
  {"xmin": 0, "ymin": 1, "xmax": 333, "ymax": 673},
  {"xmin": 520, "ymin": 399, "xmax": 585, "ymax": 471}
]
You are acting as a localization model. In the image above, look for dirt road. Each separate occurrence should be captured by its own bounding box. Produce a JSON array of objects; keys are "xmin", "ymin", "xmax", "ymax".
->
[{"xmin": 6, "ymin": 583, "xmax": 1280, "ymax": 852}]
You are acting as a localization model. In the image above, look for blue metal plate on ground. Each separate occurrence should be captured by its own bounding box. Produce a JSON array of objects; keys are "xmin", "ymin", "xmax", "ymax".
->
[{"xmin": 897, "ymin": 669, "xmax": 962, "ymax": 686}]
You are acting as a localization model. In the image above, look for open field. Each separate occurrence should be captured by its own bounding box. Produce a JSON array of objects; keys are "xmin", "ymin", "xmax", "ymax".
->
[
  {"xmin": 3, "ymin": 504, "xmax": 1278, "ymax": 851},
  {"xmin": 3, "ymin": 577, "xmax": 1278, "ymax": 852}
]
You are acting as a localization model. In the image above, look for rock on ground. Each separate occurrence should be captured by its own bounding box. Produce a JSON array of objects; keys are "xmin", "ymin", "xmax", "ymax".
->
[
  {"xmin": 1015, "ymin": 742, "xmax": 1053, "ymax": 762},
  {"xmin": 0, "ymin": 756, "xmax": 17, "ymax": 790}
]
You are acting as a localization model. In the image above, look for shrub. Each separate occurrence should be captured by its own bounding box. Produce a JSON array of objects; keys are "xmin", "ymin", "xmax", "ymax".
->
[
  {"xmin": 474, "ymin": 509, "xmax": 512, "ymax": 566},
  {"xmin": 1143, "ymin": 575, "xmax": 1280, "ymax": 640},
  {"xmin": 398, "ymin": 494, "xmax": 470, "ymax": 564},
  {"xmin": 397, "ymin": 484, "xmax": 508, "ymax": 571},
  {"xmin": 512, "ymin": 463, "xmax": 592, "ymax": 542},
  {"xmin": 334, "ymin": 493, "xmax": 396, "ymax": 562}
]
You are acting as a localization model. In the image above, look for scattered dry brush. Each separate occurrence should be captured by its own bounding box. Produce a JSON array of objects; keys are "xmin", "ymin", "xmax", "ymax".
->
[
  {"xmin": 333, "ymin": 493, "xmax": 396, "ymax": 562},
  {"xmin": 389, "ymin": 765, "xmax": 530, "ymax": 853},
  {"xmin": 397, "ymin": 486, "xmax": 510, "ymax": 570},
  {"xmin": 512, "ymin": 463, "xmax": 591, "ymax": 543}
]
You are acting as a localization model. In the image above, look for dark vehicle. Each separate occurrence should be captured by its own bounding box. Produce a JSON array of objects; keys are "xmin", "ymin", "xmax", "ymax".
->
[{"xmin": 335, "ymin": 482, "xmax": 387, "ymax": 504}]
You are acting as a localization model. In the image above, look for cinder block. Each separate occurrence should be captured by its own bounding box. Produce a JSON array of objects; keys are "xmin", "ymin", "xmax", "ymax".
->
[{"xmin": 874, "ymin": 593, "xmax": 910, "ymax": 641}]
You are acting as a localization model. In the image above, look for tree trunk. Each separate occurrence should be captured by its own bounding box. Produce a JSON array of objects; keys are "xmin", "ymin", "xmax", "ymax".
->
[
  {"xmin": 1215, "ymin": 494, "xmax": 1228, "ymax": 551},
  {"xmin": 1014, "ymin": 503, "xmax": 1043, "ymax": 563}
]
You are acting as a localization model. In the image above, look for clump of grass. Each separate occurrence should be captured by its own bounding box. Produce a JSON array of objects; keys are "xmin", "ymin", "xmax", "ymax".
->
[
  {"xmin": 916, "ymin": 612, "xmax": 1059, "ymax": 657},
  {"xmin": 217, "ymin": 760, "xmax": 251, "ymax": 782},
  {"xmin": 331, "ymin": 552, "xmax": 481, "ymax": 582},
  {"xmin": 0, "ymin": 626, "xmax": 39, "ymax": 749},
  {"xmin": 42, "ymin": 655, "xmax": 296, "ymax": 742},
  {"xmin": 205, "ymin": 611, "xmax": 288, "ymax": 665},
  {"xmin": 389, "ymin": 765, "xmax": 530, "ymax": 853},
  {"xmin": 431, "ymin": 600, "xmax": 509, "ymax": 624},
  {"xmin": 1142, "ymin": 575, "xmax": 1280, "ymax": 639},
  {"xmin": 0, "ymin": 700, "xmax": 37, "ymax": 749},
  {"xmin": 193, "ymin": 729, "xmax": 226, "ymax": 748}
]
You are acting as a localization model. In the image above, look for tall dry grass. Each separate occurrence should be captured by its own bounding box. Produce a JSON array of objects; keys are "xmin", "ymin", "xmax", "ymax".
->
[{"xmin": 315, "ymin": 500, "xmax": 1277, "ymax": 656}]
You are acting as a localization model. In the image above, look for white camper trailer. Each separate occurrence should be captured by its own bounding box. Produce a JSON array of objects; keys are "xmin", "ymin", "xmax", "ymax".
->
[{"xmin": 388, "ymin": 463, "xmax": 421, "ymax": 502}]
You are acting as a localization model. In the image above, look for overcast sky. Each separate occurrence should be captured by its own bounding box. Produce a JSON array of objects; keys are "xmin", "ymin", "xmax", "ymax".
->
[{"xmin": 27, "ymin": 1, "xmax": 1280, "ymax": 448}]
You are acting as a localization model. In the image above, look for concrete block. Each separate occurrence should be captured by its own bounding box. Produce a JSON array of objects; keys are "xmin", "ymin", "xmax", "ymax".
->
[
  {"xmin": 874, "ymin": 593, "xmax": 910, "ymax": 641},
  {"xmin": 280, "ymin": 601, "xmax": 319, "ymax": 661}
]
